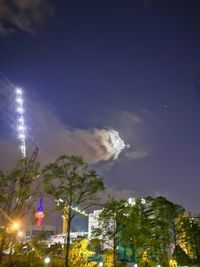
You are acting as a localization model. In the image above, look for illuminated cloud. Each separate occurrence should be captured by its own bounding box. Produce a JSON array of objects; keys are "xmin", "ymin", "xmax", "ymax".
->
[
  {"xmin": 93, "ymin": 128, "xmax": 129, "ymax": 160},
  {"xmin": 28, "ymin": 104, "xmax": 129, "ymax": 165}
]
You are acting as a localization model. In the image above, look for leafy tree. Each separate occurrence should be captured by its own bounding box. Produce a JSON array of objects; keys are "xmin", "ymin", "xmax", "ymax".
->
[
  {"xmin": 69, "ymin": 238, "xmax": 97, "ymax": 267},
  {"xmin": 123, "ymin": 198, "xmax": 153, "ymax": 264},
  {"xmin": 92, "ymin": 199, "xmax": 128, "ymax": 267},
  {"xmin": 121, "ymin": 197, "xmax": 184, "ymax": 267},
  {"xmin": 92, "ymin": 196, "xmax": 184, "ymax": 267},
  {"xmin": 0, "ymin": 158, "xmax": 39, "ymax": 264},
  {"xmin": 144, "ymin": 196, "xmax": 184, "ymax": 267},
  {"xmin": 10, "ymin": 239, "xmax": 66, "ymax": 267},
  {"xmin": 173, "ymin": 245, "xmax": 192, "ymax": 266},
  {"xmin": 177, "ymin": 214, "xmax": 200, "ymax": 265},
  {"xmin": 42, "ymin": 155, "xmax": 104, "ymax": 267},
  {"xmin": 104, "ymin": 249, "xmax": 115, "ymax": 267}
]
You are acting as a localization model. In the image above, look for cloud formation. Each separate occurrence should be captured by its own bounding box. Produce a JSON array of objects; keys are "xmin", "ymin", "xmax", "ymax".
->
[
  {"xmin": 27, "ymin": 104, "xmax": 130, "ymax": 165},
  {"xmin": 0, "ymin": 81, "xmax": 149, "ymax": 170},
  {"xmin": 99, "ymin": 187, "xmax": 139, "ymax": 203},
  {"xmin": 0, "ymin": 101, "xmax": 149, "ymax": 171},
  {"xmin": 0, "ymin": 0, "xmax": 54, "ymax": 35}
]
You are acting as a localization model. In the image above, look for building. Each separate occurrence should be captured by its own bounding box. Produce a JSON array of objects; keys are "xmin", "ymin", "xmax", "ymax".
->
[
  {"xmin": 47, "ymin": 232, "xmax": 88, "ymax": 246},
  {"xmin": 88, "ymin": 210, "xmax": 103, "ymax": 239},
  {"xmin": 26, "ymin": 225, "xmax": 56, "ymax": 240}
]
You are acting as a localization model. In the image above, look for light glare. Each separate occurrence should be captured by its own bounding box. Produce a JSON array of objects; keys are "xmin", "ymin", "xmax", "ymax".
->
[
  {"xmin": 19, "ymin": 134, "xmax": 25, "ymax": 139},
  {"xmin": 16, "ymin": 88, "xmax": 22, "ymax": 95},
  {"xmin": 18, "ymin": 116, "xmax": 24, "ymax": 123},
  {"xmin": 44, "ymin": 257, "xmax": 51, "ymax": 264},
  {"xmin": 16, "ymin": 107, "xmax": 24, "ymax": 114},
  {"xmin": 18, "ymin": 125, "xmax": 25, "ymax": 131},
  {"xmin": 11, "ymin": 222, "xmax": 20, "ymax": 231},
  {"xmin": 18, "ymin": 231, "xmax": 24, "ymax": 238},
  {"xmin": 16, "ymin": 97, "xmax": 23, "ymax": 103}
]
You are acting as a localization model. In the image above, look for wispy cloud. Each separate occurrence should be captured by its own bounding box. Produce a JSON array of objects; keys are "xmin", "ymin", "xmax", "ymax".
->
[
  {"xmin": 111, "ymin": 110, "xmax": 152, "ymax": 162},
  {"xmin": 98, "ymin": 187, "xmax": 139, "ymax": 203},
  {"xmin": 0, "ymin": 0, "xmax": 54, "ymax": 35},
  {"xmin": 124, "ymin": 149, "xmax": 150, "ymax": 160}
]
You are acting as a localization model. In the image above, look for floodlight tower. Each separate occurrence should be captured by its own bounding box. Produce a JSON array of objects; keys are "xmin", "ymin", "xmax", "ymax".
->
[{"xmin": 15, "ymin": 87, "xmax": 26, "ymax": 158}]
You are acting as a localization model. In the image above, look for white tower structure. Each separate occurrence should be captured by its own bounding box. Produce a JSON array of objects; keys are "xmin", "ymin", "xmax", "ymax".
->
[{"xmin": 15, "ymin": 87, "xmax": 26, "ymax": 158}]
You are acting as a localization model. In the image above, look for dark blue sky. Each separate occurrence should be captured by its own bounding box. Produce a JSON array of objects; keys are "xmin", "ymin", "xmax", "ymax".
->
[{"xmin": 0, "ymin": 0, "xmax": 200, "ymax": 213}]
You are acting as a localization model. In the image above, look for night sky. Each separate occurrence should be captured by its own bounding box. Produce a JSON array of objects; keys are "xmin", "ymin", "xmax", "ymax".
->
[{"xmin": 0, "ymin": 0, "xmax": 200, "ymax": 214}]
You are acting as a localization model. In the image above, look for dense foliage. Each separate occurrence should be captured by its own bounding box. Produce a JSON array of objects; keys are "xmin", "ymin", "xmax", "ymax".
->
[{"xmin": 0, "ymin": 156, "xmax": 199, "ymax": 267}]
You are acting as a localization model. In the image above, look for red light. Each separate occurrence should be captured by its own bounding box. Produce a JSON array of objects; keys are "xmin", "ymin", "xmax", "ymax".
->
[{"xmin": 35, "ymin": 211, "xmax": 44, "ymax": 226}]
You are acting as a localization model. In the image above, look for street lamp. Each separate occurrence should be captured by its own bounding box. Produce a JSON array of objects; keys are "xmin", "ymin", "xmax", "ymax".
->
[
  {"xmin": 11, "ymin": 222, "xmax": 20, "ymax": 231},
  {"xmin": 44, "ymin": 256, "xmax": 51, "ymax": 264}
]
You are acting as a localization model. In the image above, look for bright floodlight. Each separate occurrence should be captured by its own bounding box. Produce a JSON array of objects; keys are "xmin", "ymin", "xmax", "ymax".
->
[
  {"xmin": 44, "ymin": 256, "xmax": 51, "ymax": 264},
  {"xmin": 20, "ymin": 144, "xmax": 26, "ymax": 151},
  {"xmin": 16, "ymin": 107, "xmax": 24, "ymax": 114},
  {"xmin": 16, "ymin": 97, "xmax": 23, "ymax": 103},
  {"xmin": 11, "ymin": 221, "xmax": 20, "ymax": 231},
  {"xmin": 18, "ymin": 125, "xmax": 25, "ymax": 132},
  {"xmin": 15, "ymin": 87, "xmax": 26, "ymax": 158},
  {"xmin": 16, "ymin": 88, "xmax": 22, "ymax": 95},
  {"xmin": 18, "ymin": 133, "xmax": 25, "ymax": 139}
]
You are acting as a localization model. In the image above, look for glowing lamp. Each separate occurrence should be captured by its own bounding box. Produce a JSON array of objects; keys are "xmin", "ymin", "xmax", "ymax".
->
[{"xmin": 44, "ymin": 257, "xmax": 50, "ymax": 264}]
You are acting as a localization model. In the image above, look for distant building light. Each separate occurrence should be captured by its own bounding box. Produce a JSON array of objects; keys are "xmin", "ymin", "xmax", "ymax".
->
[{"xmin": 128, "ymin": 198, "xmax": 135, "ymax": 205}]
